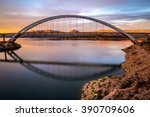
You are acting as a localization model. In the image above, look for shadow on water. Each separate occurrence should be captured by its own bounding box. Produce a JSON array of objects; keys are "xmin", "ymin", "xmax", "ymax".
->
[{"xmin": 0, "ymin": 50, "xmax": 121, "ymax": 81}]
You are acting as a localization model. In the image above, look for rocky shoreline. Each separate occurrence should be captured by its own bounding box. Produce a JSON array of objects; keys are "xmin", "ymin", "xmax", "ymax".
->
[
  {"xmin": 81, "ymin": 40, "xmax": 150, "ymax": 100},
  {"xmin": 0, "ymin": 41, "xmax": 21, "ymax": 52}
]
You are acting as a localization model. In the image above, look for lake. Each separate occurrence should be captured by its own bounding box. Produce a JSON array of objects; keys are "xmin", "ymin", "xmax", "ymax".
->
[{"xmin": 0, "ymin": 38, "xmax": 132, "ymax": 99}]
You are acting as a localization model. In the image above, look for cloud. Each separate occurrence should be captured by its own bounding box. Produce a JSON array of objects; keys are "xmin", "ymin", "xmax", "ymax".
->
[
  {"xmin": 99, "ymin": 12, "xmax": 150, "ymax": 22},
  {"xmin": 0, "ymin": 0, "xmax": 150, "ymax": 32}
]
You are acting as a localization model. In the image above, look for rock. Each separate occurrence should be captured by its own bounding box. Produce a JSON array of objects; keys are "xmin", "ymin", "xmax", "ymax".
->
[
  {"xmin": 81, "ymin": 76, "xmax": 123, "ymax": 100},
  {"xmin": 0, "ymin": 41, "xmax": 21, "ymax": 52},
  {"xmin": 81, "ymin": 41, "xmax": 150, "ymax": 100}
]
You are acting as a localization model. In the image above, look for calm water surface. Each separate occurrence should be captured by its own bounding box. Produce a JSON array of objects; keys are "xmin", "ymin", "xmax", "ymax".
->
[{"xmin": 0, "ymin": 38, "xmax": 132, "ymax": 99}]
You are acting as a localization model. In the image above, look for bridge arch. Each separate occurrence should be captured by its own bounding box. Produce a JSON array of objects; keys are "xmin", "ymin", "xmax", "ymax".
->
[
  {"xmin": 7, "ymin": 50, "xmax": 120, "ymax": 81},
  {"xmin": 8, "ymin": 15, "xmax": 136, "ymax": 44}
]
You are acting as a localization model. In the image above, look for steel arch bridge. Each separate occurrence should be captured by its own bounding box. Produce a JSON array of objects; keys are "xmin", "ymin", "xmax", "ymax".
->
[{"xmin": 7, "ymin": 15, "xmax": 136, "ymax": 44}]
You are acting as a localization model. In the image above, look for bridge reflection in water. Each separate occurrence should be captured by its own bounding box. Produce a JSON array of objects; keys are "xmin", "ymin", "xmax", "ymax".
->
[{"xmin": 0, "ymin": 50, "xmax": 121, "ymax": 81}]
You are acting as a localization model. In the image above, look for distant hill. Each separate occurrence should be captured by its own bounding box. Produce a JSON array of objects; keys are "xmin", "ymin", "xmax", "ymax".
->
[
  {"xmin": 29, "ymin": 29, "xmax": 63, "ymax": 33},
  {"xmin": 69, "ymin": 29, "xmax": 80, "ymax": 33}
]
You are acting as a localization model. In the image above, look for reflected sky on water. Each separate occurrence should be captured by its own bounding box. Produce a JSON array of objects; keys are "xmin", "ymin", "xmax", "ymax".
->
[{"xmin": 0, "ymin": 39, "xmax": 132, "ymax": 99}]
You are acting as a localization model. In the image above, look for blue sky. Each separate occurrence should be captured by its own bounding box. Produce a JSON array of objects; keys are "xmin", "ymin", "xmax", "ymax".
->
[{"xmin": 0, "ymin": 0, "xmax": 150, "ymax": 32}]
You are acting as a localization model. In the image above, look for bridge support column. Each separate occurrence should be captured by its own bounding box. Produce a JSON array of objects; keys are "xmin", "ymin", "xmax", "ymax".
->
[
  {"xmin": 4, "ymin": 51, "xmax": 7, "ymax": 61},
  {"xmin": 2, "ymin": 35, "xmax": 6, "ymax": 42}
]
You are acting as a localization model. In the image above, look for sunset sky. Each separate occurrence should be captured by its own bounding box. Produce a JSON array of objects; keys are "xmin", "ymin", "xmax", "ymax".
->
[{"xmin": 0, "ymin": 0, "xmax": 150, "ymax": 33}]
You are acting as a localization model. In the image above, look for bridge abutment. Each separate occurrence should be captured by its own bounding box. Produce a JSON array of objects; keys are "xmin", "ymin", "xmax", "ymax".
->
[{"xmin": 0, "ymin": 41, "xmax": 21, "ymax": 52}]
